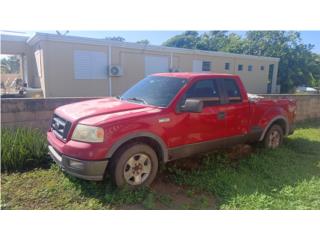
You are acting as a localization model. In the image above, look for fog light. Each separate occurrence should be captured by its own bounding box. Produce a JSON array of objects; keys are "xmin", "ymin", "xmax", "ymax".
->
[{"xmin": 69, "ymin": 160, "xmax": 84, "ymax": 169}]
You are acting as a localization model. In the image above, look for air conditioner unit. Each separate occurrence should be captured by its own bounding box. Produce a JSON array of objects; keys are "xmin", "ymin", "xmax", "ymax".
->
[
  {"xmin": 109, "ymin": 65, "xmax": 123, "ymax": 77},
  {"xmin": 169, "ymin": 68, "xmax": 180, "ymax": 73}
]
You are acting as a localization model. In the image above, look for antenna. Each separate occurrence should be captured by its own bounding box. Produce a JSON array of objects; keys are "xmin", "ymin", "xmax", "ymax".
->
[{"xmin": 56, "ymin": 31, "xmax": 69, "ymax": 36}]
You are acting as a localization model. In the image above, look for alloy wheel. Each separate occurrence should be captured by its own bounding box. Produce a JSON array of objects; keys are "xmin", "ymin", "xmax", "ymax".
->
[
  {"xmin": 268, "ymin": 130, "xmax": 281, "ymax": 148},
  {"xmin": 123, "ymin": 153, "xmax": 152, "ymax": 185}
]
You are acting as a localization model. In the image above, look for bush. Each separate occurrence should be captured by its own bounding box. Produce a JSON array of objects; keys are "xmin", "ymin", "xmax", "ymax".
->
[{"xmin": 1, "ymin": 127, "xmax": 49, "ymax": 172}]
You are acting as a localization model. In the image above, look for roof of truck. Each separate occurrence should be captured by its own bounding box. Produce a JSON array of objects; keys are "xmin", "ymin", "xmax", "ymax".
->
[{"xmin": 152, "ymin": 72, "xmax": 238, "ymax": 79}]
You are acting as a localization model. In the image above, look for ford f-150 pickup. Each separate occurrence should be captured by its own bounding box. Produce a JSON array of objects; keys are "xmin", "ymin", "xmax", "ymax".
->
[{"xmin": 48, "ymin": 73, "xmax": 296, "ymax": 188}]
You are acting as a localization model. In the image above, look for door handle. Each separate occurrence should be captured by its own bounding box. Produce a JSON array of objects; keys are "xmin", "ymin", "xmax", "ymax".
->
[{"xmin": 217, "ymin": 111, "xmax": 226, "ymax": 120}]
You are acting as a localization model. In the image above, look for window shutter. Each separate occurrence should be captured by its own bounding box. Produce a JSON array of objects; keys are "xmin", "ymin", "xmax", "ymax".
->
[{"xmin": 74, "ymin": 50, "xmax": 107, "ymax": 80}]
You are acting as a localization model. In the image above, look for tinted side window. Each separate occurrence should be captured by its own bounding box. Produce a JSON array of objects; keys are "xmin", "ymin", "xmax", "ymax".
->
[
  {"xmin": 183, "ymin": 79, "xmax": 220, "ymax": 107},
  {"xmin": 223, "ymin": 79, "xmax": 242, "ymax": 103}
]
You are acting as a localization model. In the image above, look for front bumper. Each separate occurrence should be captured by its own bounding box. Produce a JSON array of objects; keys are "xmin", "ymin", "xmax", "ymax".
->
[{"xmin": 48, "ymin": 145, "xmax": 108, "ymax": 181}]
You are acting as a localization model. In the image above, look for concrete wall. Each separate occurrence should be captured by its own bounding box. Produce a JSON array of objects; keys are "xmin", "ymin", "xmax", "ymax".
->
[
  {"xmin": 1, "ymin": 97, "xmax": 97, "ymax": 131},
  {"xmin": 1, "ymin": 95, "xmax": 319, "ymax": 133},
  {"xmin": 260, "ymin": 94, "xmax": 320, "ymax": 122}
]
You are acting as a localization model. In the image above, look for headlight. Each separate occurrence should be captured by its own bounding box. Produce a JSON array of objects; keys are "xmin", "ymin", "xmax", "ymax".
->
[{"xmin": 71, "ymin": 124, "xmax": 104, "ymax": 143}]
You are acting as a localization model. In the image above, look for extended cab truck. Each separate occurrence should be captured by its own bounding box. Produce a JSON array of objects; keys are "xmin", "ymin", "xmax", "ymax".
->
[{"xmin": 48, "ymin": 73, "xmax": 296, "ymax": 187}]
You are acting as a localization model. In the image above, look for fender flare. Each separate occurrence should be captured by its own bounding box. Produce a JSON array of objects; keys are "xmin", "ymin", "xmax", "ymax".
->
[
  {"xmin": 259, "ymin": 116, "xmax": 289, "ymax": 141},
  {"xmin": 106, "ymin": 131, "xmax": 169, "ymax": 162}
]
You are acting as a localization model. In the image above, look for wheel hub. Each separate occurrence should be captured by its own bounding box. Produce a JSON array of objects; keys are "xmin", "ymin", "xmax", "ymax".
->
[
  {"xmin": 123, "ymin": 153, "xmax": 152, "ymax": 185},
  {"xmin": 132, "ymin": 163, "xmax": 143, "ymax": 175},
  {"xmin": 269, "ymin": 130, "xmax": 280, "ymax": 148}
]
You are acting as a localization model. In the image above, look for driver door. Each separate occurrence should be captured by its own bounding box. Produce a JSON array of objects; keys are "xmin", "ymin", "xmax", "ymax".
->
[{"xmin": 178, "ymin": 78, "xmax": 227, "ymax": 145}]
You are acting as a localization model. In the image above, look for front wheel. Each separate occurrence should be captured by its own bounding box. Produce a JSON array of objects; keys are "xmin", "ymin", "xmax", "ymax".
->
[
  {"xmin": 109, "ymin": 143, "xmax": 158, "ymax": 188},
  {"xmin": 263, "ymin": 124, "xmax": 284, "ymax": 149}
]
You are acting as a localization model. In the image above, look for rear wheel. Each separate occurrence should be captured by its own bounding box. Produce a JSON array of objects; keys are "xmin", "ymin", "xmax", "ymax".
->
[
  {"xmin": 109, "ymin": 143, "xmax": 158, "ymax": 188},
  {"xmin": 263, "ymin": 124, "xmax": 284, "ymax": 149}
]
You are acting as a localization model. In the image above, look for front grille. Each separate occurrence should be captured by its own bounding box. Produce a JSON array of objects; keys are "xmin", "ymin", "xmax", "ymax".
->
[{"xmin": 51, "ymin": 114, "xmax": 71, "ymax": 141}]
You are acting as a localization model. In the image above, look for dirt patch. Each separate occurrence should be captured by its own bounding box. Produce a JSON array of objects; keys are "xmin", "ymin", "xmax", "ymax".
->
[
  {"xmin": 120, "ymin": 173, "xmax": 216, "ymax": 210},
  {"xmin": 150, "ymin": 176, "xmax": 216, "ymax": 209},
  {"xmin": 121, "ymin": 144, "xmax": 254, "ymax": 210},
  {"xmin": 226, "ymin": 144, "xmax": 254, "ymax": 161},
  {"xmin": 166, "ymin": 155, "xmax": 204, "ymax": 171}
]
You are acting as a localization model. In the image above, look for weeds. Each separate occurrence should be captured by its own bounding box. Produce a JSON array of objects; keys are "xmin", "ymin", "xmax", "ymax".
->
[{"xmin": 1, "ymin": 128, "xmax": 49, "ymax": 172}]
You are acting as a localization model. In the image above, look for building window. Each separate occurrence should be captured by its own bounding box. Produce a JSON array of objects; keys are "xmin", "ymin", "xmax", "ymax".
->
[
  {"xmin": 268, "ymin": 64, "xmax": 274, "ymax": 81},
  {"xmin": 248, "ymin": 65, "xmax": 253, "ymax": 71},
  {"xmin": 225, "ymin": 62, "xmax": 230, "ymax": 70},
  {"xmin": 238, "ymin": 64, "xmax": 243, "ymax": 71},
  {"xmin": 260, "ymin": 65, "xmax": 265, "ymax": 71},
  {"xmin": 74, "ymin": 50, "xmax": 107, "ymax": 80},
  {"xmin": 202, "ymin": 61, "xmax": 211, "ymax": 71}
]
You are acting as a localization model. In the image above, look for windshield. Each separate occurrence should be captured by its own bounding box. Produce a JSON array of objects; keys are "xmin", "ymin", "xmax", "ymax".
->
[{"xmin": 120, "ymin": 76, "xmax": 187, "ymax": 107}]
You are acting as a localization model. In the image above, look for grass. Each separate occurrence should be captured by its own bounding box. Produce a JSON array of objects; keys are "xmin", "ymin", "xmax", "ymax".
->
[
  {"xmin": 1, "ymin": 128, "xmax": 49, "ymax": 172},
  {"xmin": 1, "ymin": 120, "xmax": 320, "ymax": 209},
  {"xmin": 169, "ymin": 120, "xmax": 320, "ymax": 209},
  {"xmin": 1, "ymin": 164, "xmax": 152, "ymax": 210}
]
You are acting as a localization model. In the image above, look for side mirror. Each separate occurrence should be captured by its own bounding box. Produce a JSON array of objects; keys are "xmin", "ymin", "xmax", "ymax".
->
[{"xmin": 181, "ymin": 99, "xmax": 203, "ymax": 113}]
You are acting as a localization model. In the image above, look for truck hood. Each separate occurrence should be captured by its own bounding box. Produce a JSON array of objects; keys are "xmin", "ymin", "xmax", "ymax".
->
[{"xmin": 55, "ymin": 97, "xmax": 152, "ymax": 122}]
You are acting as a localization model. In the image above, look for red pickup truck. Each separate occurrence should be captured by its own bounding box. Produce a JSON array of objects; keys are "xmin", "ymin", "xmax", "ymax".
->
[{"xmin": 48, "ymin": 73, "xmax": 296, "ymax": 188}]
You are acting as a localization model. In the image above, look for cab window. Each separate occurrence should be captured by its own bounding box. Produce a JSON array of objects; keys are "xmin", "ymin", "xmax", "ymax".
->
[
  {"xmin": 181, "ymin": 79, "xmax": 221, "ymax": 107},
  {"xmin": 223, "ymin": 78, "xmax": 242, "ymax": 103}
]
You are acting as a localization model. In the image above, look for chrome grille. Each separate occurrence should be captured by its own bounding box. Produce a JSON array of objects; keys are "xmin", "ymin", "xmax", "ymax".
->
[{"xmin": 51, "ymin": 114, "xmax": 71, "ymax": 141}]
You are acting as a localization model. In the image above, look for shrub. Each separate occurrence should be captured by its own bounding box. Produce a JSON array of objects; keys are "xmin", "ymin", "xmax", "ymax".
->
[{"xmin": 1, "ymin": 127, "xmax": 49, "ymax": 172}]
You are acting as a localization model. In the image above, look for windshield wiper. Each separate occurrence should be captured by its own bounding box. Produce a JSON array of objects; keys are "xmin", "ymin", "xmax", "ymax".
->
[{"xmin": 126, "ymin": 97, "xmax": 148, "ymax": 105}]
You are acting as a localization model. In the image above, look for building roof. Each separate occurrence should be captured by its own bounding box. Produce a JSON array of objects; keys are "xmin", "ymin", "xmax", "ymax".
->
[
  {"xmin": 0, "ymin": 31, "xmax": 29, "ymax": 42},
  {"xmin": 2, "ymin": 32, "xmax": 280, "ymax": 62}
]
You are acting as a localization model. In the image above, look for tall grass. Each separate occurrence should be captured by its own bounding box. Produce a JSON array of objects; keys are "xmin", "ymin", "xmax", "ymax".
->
[{"xmin": 1, "ymin": 128, "xmax": 49, "ymax": 172}]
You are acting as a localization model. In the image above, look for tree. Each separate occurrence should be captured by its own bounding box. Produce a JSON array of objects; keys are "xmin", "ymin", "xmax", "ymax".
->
[
  {"xmin": 136, "ymin": 39, "xmax": 150, "ymax": 45},
  {"xmin": 105, "ymin": 36, "xmax": 125, "ymax": 42},
  {"xmin": 1, "ymin": 56, "xmax": 20, "ymax": 74},
  {"xmin": 219, "ymin": 33, "xmax": 246, "ymax": 54},
  {"xmin": 242, "ymin": 31, "xmax": 319, "ymax": 92},
  {"xmin": 307, "ymin": 53, "xmax": 320, "ymax": 88},
  {"xmin": 162, "ymin": 31, "xmax": 200, "ymax": 49}
]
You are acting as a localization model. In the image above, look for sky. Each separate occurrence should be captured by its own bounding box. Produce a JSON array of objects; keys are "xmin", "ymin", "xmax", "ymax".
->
[{"xmin": 4, "ymin": 30, "xmax": 320, "ymax": 53}]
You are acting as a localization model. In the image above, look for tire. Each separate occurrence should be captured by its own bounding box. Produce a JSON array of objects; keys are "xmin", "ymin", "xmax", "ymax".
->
[
  {"xmin": 109, "ymin": 142, "xmax": 158, "ymax": 188},
  {"xmin": 263, "ymin": 124, "xmax": 284, "ymax": 149}
]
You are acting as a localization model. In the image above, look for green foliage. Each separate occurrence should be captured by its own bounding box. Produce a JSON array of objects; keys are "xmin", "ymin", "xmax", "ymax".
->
[
  {"xmin": 142, "ymin": 192, "xmax": 156, "ymax": 209},
  {"xmin": 1, "ymin": 128, "xmax": 49, "ymax": 172},
  {"xmin": 1, "ymin": 164, "xmax": 151, "ymax": 209},
  {"xmin": 136, "ymin": 39, "xmax": 150, "ymax": 45},
  {"xmin": 105, "ymin": 36, "xmax": 125, "ymax": 42},
  {"xmin": 162, "ymin": 31, "xmax": 200, "ymax": 49},
  {"xmin": 163, "ymin": 31, "xmax": 320, "ymax": 93},
  {"xmin": 1, "ymin": 55, "xmax": 21, "ymax": 74}
]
